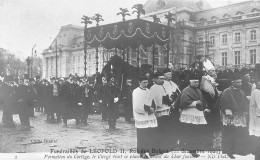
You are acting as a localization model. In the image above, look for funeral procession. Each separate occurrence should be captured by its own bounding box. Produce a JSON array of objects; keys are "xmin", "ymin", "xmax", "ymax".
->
[{"xmin": 1, "ymin": 0, "xmax": 260, "ymax": 159}]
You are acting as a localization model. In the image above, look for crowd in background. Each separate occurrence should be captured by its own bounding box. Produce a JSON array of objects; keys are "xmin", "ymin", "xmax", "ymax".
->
[{"xmin": 0, "ymin": 64, "xmax": 260, "ymax": 159}]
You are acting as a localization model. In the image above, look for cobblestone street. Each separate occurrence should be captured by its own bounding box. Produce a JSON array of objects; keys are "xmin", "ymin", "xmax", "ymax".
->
[{"xmin": 0, "ymin": 110, "xmax": 136, "ymax": 153}]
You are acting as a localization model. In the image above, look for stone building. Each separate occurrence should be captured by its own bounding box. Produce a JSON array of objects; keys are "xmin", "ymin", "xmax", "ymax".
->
[{"xmin": 42, "ymin": 0, "xmax": 260, "ymax": 79}]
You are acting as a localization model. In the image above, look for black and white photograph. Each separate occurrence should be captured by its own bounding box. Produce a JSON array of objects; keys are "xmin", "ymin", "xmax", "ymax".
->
[{"xmin": 0, "ymin": 0, "xmax": 260, "ymax": 159}]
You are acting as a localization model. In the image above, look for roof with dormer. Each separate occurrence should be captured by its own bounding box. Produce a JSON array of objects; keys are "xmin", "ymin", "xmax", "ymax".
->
[
  {"xmin": 194, "ymin": 0, "xmax": 260, "ymax": 21},
  {"xmin": 143, "ymin": 0, "xmax": 211, "ymax": 14}
]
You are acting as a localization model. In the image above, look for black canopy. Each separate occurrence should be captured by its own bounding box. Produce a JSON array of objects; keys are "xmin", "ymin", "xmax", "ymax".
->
[{"xmin": 85, "ymin": 19, "xmax": 171, "ymax": 49}]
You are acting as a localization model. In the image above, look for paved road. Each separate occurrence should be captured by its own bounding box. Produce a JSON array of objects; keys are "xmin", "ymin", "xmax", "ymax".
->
[
  {"xmin": 0, "ymin": 110, "xmax": 136, "ymax": 153},
  {"xmin": 0, "ymin": 111, "xmax": 255, "ymax": 160}
]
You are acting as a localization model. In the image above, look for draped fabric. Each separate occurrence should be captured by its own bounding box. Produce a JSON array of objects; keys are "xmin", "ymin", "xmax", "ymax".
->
[{"xmin": 85, "ymin": 19, "xmax": 171, "ymax": 49}]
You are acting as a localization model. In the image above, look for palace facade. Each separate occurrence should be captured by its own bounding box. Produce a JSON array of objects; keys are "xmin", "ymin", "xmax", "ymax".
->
[{"xmin": 42, "ymin": 0, "xmax": 260, "ymax": 79}]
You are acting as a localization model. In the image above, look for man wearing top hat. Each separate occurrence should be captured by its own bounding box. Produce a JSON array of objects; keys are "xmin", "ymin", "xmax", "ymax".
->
[
  {"xmin": 16, "ymin": 74, "xmax": 36, "ymax": 130},
  {"xmin": 216, "ymin": 72, "xmax": 251, "ymax": 159}
]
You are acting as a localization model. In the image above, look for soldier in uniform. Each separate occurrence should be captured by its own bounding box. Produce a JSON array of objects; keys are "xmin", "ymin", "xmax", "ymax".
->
[
  {"xmin": 97, "ymin": 76, "xmax": 108, "ymax": 121},
  {"xmin": 106, "ymin": 75, "xmax": 120, "ymax": 130},
  {"xmin": 121, "ymin": 78, "xmax": 134, "ymax": 123},
  {"xmin": 50, "ymin": 77, "xmax": 62, "ymax": 122},
  {"xmin": 16, "ymin": 74, "xmax": 37, "ymax": 130}
]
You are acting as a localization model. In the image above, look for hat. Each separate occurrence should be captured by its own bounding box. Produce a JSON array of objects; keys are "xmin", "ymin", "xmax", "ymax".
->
[
  {"xmin": 152, "ymin": 71, "xmax": 164, "ymax": 79},
  {"xmin": 189, "ymin": 73, "xmax": 199, "ymax": 80},
  {"xmin": 163, "ymin": 68, "xmax": 171, "ymax": 74},
  {"xmin": 138, "ymin": 75, "xmax": 148, "ymax": 82},
  {"xmin": 232, "ymin": 72, "xmax": 242, "ymax": 81},
  {"xmin": 4, "ymin": 75, "xmax": 14, "ymax": 82},
  {"xmin": 24, "ymin": 74, "xmax": 29, "ymax": 80},
  {"xmin": 29, "ymin": 78, "xmax": 35, "ymax": 82}
]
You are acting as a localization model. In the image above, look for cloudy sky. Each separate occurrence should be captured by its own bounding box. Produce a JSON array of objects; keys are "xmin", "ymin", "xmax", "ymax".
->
[{"xmin": 0, "ymin": 0, "xmax": 246, "ymax": 58}]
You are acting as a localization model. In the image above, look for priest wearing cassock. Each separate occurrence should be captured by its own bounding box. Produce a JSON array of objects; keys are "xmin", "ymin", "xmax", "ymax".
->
[
  {"xmin": 216, "ymin": 73, "xmax": 251, "ymax": 159},
  {"xmin": 249, "ymin": 78, "xmax": 260, "ymax": 160},
  {"xmin": 178, "ymin": 74, "xmax": 210, "ymax": 158},
  {"xmin": 132, "ymin": 75, "xmax": 158, "ymax": 159},
  {"xmin": 162, "ymin": 68, "xmax": 181, "ymax": 150},
  {"xmin": 200, "ymin": 61, "xmax": 221, "ymax": 150},
  {"xmin": 150, "ymin": 71, "xmax": 172, "ymax": 154}
]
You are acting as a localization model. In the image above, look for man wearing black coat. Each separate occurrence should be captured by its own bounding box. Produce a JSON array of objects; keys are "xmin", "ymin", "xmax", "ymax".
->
[
  {"xmin": 0, "ymin": 76, "xmax": 16, "ymax": 128},
  {"xmin": 122, "ymin": 78, "xmax": 134, "ymax": 123},
  {"xmin": 16, "ymin": 75, "xmax": 37, "ymax": 130},
  {"xmin": 106, "ymin": 76, "xmax": 120, "ymax": 130},
  {"xmin": 61, "ymin": 77, "xmax": 80, "ymax": 126}
]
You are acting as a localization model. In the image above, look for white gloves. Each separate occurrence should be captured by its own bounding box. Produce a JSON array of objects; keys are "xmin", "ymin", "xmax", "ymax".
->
[
  {"xmin": 78, "ymin": 103, "xmax": 82, "ymax": 105},
  {"xmin": 114, "ymin": 97, "xmax": 119, "ymax": 103}
]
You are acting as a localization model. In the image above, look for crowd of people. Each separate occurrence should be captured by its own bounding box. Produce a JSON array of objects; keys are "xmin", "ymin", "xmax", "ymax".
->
[
  {"xmin": 0, "ymin": 73, "xmax": 136, "ymax": 131},
  {"xmin": 0, "ymin": 64, "xmax": 260, "ymax": 159},
  {"xmin": 132, "ymin": 66, "xmax": 260, "ymax": 160}
]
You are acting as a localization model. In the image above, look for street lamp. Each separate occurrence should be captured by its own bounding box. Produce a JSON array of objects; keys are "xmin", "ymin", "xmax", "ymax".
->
[
  {"xmin": 31, "ymin": 44, "xmax": 36, "ymax": 78},
  {"xmin": 26, "ymin": 57, "xmax": 31, "ymax": 76}
]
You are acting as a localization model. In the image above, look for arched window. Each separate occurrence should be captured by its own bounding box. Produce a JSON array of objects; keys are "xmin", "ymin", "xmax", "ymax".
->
[
  {"xmin": 252, "ymin": 8, "xmax": 260, "ymax": 12},
  {"xmin": 235, "ymin": 11, "xmax": 244, "ymax": 15},
  {"xmin": 211, "ymin": 16, "xmax": 218, "ymax": 20},
  {"xmin": 199, "ymin": 18, "xmax": 207, "ymax": 22},
  {"xmin": 223, "ymin": 14, "xmax": 231, "ymax": 18}
]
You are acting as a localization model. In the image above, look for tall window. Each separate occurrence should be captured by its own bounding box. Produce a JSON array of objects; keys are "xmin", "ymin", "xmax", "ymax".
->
[
  {"xmin": 73, "ymin": 56, "xmax": 75, "ymax": 64},
  {"xmin": 210, "ymin": 36, "xmax": 215, "ymax": 45},
  {"xmin": 235, "ymin": 32, "xmax": 240, "ymax": 42},
  {"xmin": 250, "ymin": 49, "xmax": 256, "ymax": 64},
  {"xmin": 78, "ymin": 55, "xmax": 80, "ymax": 63},
  {"xmin": 222, "ymin": 52, "xmax": 227, "ymax": 66},
  {"xmin": 251, "ymin": 30, "xmax": 256, "ymax": 40},
  {"xmin": 199, "ymin": 38, "xmax": 203, "ymax": 46},
  {"xmin": 89, "ymin": 53, "xmax": 91, "ymax": 61},
  {"xmin": 222, "ymin": 34, "xmax": 227, "ymax": 44},
  {"xmin": 234, "ymin": 51, "xmax": 240, "ymax": 65}
]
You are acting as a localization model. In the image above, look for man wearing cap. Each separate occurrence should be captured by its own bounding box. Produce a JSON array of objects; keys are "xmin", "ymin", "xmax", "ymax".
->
[
  {"xmin": 132, "ymin": 75, "xmax": 158, "ymax": 159},
  {"xmin": 217, "ymin": 73, "xmax": 251, "ymax": 159},
  {"xmin": 16, "ymin": 74, "xmax": 36, "ymax": 130},
  {"xmin": 178, "ymin": 74, "xmax": 210, "ymax": 158}
]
